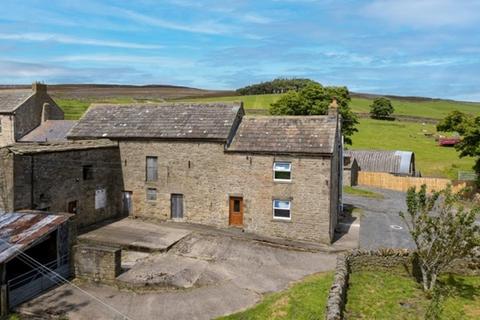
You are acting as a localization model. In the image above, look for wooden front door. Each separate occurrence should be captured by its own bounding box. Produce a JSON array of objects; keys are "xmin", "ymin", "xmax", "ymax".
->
[{"xmin": 229, "ymin": 197, "xmax": 243, "ymax": 226}]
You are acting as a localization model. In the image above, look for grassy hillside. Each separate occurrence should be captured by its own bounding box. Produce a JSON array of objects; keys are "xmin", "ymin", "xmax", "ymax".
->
[
  {"xmin": 56, "ymin": 97, "xmax": 140, "ymax": 120},
  {"xmin": 175, "ymin": 94, "xmax": 480, "ymax": 119},
  {"xmin": 351, "ymin": 119, "xmax": 475, "ymax": 178}
]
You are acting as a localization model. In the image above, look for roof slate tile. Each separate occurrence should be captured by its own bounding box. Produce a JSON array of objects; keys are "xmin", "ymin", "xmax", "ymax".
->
[{"xmin": 227, "ymin": 116, "xmax": 338, "ymax": 155}]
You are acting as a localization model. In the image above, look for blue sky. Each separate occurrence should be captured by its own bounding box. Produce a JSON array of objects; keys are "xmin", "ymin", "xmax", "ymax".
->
[{"xmin": 1, "ymin": 0, "xmax": 480, "ymax": 101}]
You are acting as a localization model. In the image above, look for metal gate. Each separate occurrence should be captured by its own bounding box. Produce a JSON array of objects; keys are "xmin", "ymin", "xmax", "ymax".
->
[
  {"xmin": 8, "ymin": 254, "xmax": 70, "ymax": 308},
  {"xmin": 171, "ymin": 194, "xmax": 184, "ymax": 219}
]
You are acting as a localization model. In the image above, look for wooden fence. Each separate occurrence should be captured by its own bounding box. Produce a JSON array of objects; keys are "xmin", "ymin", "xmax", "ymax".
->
[{"xmin": 358, "ymin": 171, "xmax": 474, "ymax": 193}]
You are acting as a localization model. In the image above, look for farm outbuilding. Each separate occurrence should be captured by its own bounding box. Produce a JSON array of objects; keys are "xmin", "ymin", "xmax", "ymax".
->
[
  {"xmin": 343, "ymin": 155, "xmax": 359, "ymax": 186},
  {"xmin": 0, "ymin": 211, "xmax": 74, "ymax": 315},
  {"xmin": 345, "ymin": 150, "xmax": 416, "ymax": 176}
]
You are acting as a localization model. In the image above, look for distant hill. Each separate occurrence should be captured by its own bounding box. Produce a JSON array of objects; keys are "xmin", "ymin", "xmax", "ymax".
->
[{"xmin": 0, "ymin": 84, "xmax": 234, "ymax": 100}]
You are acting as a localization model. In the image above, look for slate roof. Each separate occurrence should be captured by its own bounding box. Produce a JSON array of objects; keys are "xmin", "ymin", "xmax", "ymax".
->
[
  {"xmin": 0, "ymin": 211, "xmax": 70, "ymax": 263},
  {"xmin": 19, "ymin": 120, "xmax": 77, "ymax": 142},
  {"xmin": 7, "ymin": 139, "xmax": 117, "ymax": 155},
  {"xmin": 344, "ymin": 150, "xmax": 415, "ymax": 175},
  {"xmin": 68, "ymin": 103, "xmax": 243, "ymax": 141},
  {"xmin": 226, "ymin": 116, "xmax": 338, "ymax": 155},
  {"xmin": 0, "ymin": 90, "xmax": 33, "ymax": 113}
]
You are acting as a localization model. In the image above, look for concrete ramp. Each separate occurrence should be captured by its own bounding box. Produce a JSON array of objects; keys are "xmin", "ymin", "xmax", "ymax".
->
[{"xmin": 78, "ymin": 219, "xmax": 191, "ymax": 252}]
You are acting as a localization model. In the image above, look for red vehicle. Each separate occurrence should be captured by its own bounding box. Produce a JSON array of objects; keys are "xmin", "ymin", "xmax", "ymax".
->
[{"xmin": 439, "ymin": 137, "xmax": 461, "ymax": 146}]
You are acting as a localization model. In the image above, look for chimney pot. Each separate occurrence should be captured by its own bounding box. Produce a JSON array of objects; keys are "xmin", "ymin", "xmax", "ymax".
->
[
  {"xmin": 32, "ymin": 82, "xmax": 47, "ymax": 94},
  {"xmin": 328, "ymin": 98, "xmax": 338, "ymax": 115}
]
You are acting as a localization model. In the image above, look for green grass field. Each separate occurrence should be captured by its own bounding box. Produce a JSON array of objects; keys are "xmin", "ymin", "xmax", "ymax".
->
[
  {"xmin": 345, "ymin": 271, "xmax": 480, "ymax": 319},
  {"xmin": 175, "ymin": 93, "xmax": 480, "ymax": 119},
  {"xmin": 218, "ymin": 272, "xmax": 333, "ymax": 320},
  {"xmin": 351, "ymin": 119, "xmax": 475, "ymax": 178}
]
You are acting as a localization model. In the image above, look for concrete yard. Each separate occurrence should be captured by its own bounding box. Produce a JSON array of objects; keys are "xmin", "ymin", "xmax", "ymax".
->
[
  {"xmin": 18, "ymin": 220, "xmax": 338, "ymax": 320},
  {"xmin": 78, "ymin": 219, "xmax": 192, "ymax": 252}
]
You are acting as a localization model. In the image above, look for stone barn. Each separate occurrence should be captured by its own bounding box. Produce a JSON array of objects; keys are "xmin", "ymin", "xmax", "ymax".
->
[
  {"xmin": 68, "ymin": 102, "xmax": 343, "ymax": 244},
  {"xmin": 0, "ymin": 140, "xmax": 124, "ymax": 229}
]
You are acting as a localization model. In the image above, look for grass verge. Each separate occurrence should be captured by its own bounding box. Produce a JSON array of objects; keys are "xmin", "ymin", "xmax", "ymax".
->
[
  {"xmin": 345, "ymin": 271, "xmax": 480, "ymax": 319},
  {"xmin": 343, "ymin": 186, "xmax": 384, "ymax": 199},
  {"xmin": 218, "ymin": 272, "xmax": 333, "ymax": 320}
]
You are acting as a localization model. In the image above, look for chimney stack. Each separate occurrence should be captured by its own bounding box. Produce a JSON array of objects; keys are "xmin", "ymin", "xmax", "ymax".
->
[
  {"xmin": 328, "ymin": 97, "xmax": 338, "ymax": 116},
  {"xmin": 32, "ymin": 82, "xmax": 47, "ymax": 94}
]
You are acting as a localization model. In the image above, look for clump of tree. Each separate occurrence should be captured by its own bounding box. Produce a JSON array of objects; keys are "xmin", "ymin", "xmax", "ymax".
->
[
  {"xmin": 269, "ymin": 83, "xmax": 358, "ymax": 144},
  {"xmin": 437, "ymin": 110, "xmax": 480, "ymax": 185},
  {"xmin": 370, "ymin": 97, "xmax": 394, "ymax": 119},
  {"xmin": 236, "ymin": 78, "xmax": 318, "ymax": 95},
  {"xmin": 400, "ymin": 185, "xmax": 479, "ymax": 292}
]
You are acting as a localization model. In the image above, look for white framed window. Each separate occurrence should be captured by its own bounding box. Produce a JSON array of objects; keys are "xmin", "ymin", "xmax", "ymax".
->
[
  {"xmin": 273, "ymin": 161, "xmax": 292, "ymax": 181},
  {"xmin": 146, "ymin": 188, "xmax": 157, "ymax": 201},
  {"xmin": 273, "ymin": 200, "xmax": 291, "ymax": 220}
]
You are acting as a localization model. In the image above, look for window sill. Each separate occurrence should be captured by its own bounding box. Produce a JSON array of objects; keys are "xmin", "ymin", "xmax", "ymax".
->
[
  {"xmin": 272, "ymin": 218, "xmax": 292, "ymax": 223},
  {"xmin": 273, "ymin": 180, "xmax": 292, "ymax": 184}
]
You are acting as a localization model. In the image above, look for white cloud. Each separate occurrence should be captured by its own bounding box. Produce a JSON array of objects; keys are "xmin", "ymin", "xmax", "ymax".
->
[
  {"xmin": 363, "ymin": 0, "xmax": 480, "ymax": 28},
  {"xmin": 53, "ymin": 54, "xmax": 195, "ymax": 67},
  {"xmin": 118, "ymin": 9, "xmax": 234, "ymax": 35},
  {"xmin": 0, "ymin": 33, "xmax": 163, "ymax": 49},
  {"xmin": 241, "ymin": 14, "xmax": 273, "ymax": 24}
]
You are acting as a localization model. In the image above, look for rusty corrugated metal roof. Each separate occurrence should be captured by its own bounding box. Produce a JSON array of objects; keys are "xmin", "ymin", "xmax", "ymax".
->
[{"xmin": 0, "ymin": 212, "xmax": 69, "ymax": 263}]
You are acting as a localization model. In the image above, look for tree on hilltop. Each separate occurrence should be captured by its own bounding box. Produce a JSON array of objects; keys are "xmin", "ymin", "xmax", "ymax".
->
[{"xmin": 370, "ymin": 97, "xmax": 394, "ymax": 119}]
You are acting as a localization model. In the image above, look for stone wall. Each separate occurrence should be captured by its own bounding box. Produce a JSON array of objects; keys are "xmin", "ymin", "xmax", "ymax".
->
[
  {"xmin": 13, "ymin": 91, "xmax": 63, "ymax": 141},
  {"xmin": 326, "ymin": 254, "xmax": 349, "ymax": 320},
  {"xmin": 10, "ymin": 146, "xmax": 124, "ymax": 228},
  {"xmin": 119, "ymin": 140, "xmax": 335, "ymax": 243},
  {"xmin": 74, "ymin": 244, "xmax": 121, "ymax": 282},
  {"xmin": 329, "ymin": 125, "xmax": 341, "ymax": 240},
  {"xmin": 342, "ymin": 169, "xmax": 351, "ymax": 187},
  {"xmin": 0, "ymin": 149, "xmax": 14, "ymax": 213},
  {"xmin": 0, "ymin": 115, "xmax": 15, "ymax": 147}
]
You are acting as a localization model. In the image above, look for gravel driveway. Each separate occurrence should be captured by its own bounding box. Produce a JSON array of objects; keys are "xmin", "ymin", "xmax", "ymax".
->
[{"xmin": 343, "ymin": 187, "xmax": 416, "ymax": 249}]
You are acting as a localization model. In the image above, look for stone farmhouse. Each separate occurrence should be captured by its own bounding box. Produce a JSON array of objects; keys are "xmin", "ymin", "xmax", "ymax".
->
[
  {"xmin": 67, "ymin": 102, "xmax": 343, "ymax": 243},
  {"xmin": 0, "ymin": 83, "xmax": 73, "ymax": 147}
]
